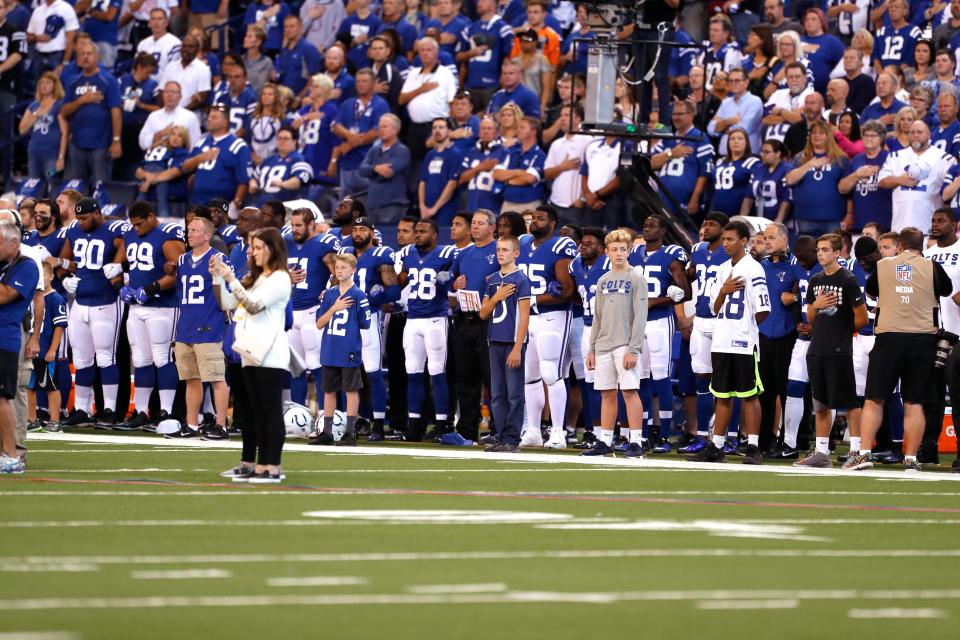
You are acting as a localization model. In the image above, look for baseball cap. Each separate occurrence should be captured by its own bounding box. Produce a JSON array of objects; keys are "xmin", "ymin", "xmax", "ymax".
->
[
  {"xmin": 208, "ymin": 198, "xmax": 230, "ymax": 215},
  {"xmin": 518, "ymin": 29, "xmax": 538, "ymax": 42},
  {"xmin": 854, "ymin": 236, "xmax": 879, "ymax": 261},
  {"xmin": 75, "ymin": 197, "xmax": 100, "ymax": 215},
  {"xmin": 354, "ymin": 216, "xmax": 375, "ymax": 230}
]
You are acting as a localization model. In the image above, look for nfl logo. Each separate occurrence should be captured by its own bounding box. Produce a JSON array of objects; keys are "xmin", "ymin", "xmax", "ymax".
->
[{"xmin": 896, "ymin": 264, "xmax": 912, "ymax": 282}]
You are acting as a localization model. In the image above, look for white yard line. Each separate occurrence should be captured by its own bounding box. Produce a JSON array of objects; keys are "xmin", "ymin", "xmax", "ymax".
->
[
  {"xmin": 407, "ymin": 583, "xmax": 507, "ymax": 594},
  {"xmin": 267, "ymin": 577, "xmax": 368, "ymax": 587},
  {"xmin": 0, "ymin": 634, "xmax": 79, "ymax": 640},
  {"xmin": 131, "ymin": 569, "xmax": 232, "ymax": 580},
  {"xmin": 848, "ymin": 608, "xmax": 948, "ymax": 619},
  {"xmin": 697, "ymin": 599, "xmax": 799, "ymax": 610},
  {"xmin": 27, "ymin": 433, "xmax": 960, "ymax": 482}
]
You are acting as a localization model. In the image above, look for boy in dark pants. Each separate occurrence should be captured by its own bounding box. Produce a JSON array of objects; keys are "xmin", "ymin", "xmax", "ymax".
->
[{"xmin": 479, "ymin": 236, "xmax": 531, "ymax": 452}]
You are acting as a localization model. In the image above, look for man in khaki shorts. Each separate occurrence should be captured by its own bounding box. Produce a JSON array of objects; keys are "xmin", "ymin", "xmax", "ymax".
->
[{"xmin": 166, "ymin": 217, "xmax": 229, "ymax": 440}]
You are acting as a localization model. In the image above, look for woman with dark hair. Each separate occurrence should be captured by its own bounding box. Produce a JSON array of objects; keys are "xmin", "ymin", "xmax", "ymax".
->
[
  {"xmin": 212, "ymin": 228, "xmax": 292, "ymax": 484},
  {"xmin": 785, "ymin": 120, "xmax": 849, "ymax": 236},
  {"xmin": 709, "ymin": 128, "xmax": 758, "ymax": 217},
  {"xmin": 745, "ymin": 139, "xmax": 791, "ymax": 222},
  {"xmin": 743, "ymin": 24, "xmax": 777, "ymax": 99},
  {"xmin": 906, "ymin": 39, "xmax": 935, "ymax": 88},
  {"xmin": 496, "ymin": 211, "xmax": 527, "ymax": 239},
  {"xmin": 834, "ymin": 111, "xmax": 864, "ymax": 158}
]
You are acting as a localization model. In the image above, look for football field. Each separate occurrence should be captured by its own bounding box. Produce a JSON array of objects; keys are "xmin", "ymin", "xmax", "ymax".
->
[{"xmin": 3, "ymin": 433, "xmax": 960, "ymax": 639}]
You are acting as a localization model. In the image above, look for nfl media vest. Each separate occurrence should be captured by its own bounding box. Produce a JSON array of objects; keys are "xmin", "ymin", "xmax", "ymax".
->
[{"xmin": 875, "ymin": 252, "xmax": 939, "ymax": 335}]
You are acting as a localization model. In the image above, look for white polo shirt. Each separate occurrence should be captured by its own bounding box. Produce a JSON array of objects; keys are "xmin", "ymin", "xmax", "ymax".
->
[
  {"xmin": 546, "ymin": 133, "xmax": 592, "ymax": 207},
  {"xmin": 139, "ymin": 105, "xmax": 203, "ymax": 150},
  {"xmin": 159, "ymin": 57, "xmax": 212, "ymax": 109},
  {"xmin": 27, "ymin": 0, "xmax": 79, "ymax": 54},
  {"xmin": 400, "ymin": 64, "xmax": 457, "ymax": 124},
  {"xmin": 136, "ymin": 32, "xmax": 182, "ymax": 81},
  {"xmin": 583, "ymin": 138, "xmax": 622, "ymax": 194}
]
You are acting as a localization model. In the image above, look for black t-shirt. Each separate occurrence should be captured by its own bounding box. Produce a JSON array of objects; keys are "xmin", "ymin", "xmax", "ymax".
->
[
  {"xmin": 845, "ymin": 74, "xmax": 876, "ymax": 116},
  {"xmin": 0, "ymin": 21, "xmax": 26, "ymax": 94},
  {"xmin": 806, "ymin": 267, "xmax": 865, "ymax": 355},
  {"xmin": 642, "ymin": 0, "xmax": 682, "ymax": 26}
]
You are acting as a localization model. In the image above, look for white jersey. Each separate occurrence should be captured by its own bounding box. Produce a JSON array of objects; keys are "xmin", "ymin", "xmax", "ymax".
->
[
  {"xmin": 708, "ymin": 254, "xmax": 770, "ymax": 355},
  {"xmin": 136, "ymin": 32, "xmax": 182, "ymax": 81},
  {"xmin": 924, "ymin": 240, "xmax": 960, "ymax": 334},
  {"xmin": 763, "ymin": 86, "xmax": 813, "ymax": 143},
  {"xmin": 878, "ymin": 145, "xmax": 955, "ymax": 234}
]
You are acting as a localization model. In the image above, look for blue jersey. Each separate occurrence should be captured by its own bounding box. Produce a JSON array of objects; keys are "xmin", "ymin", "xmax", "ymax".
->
[
  {"xmin": 420, "ymin": 146, "xmax": 462, "ymax": 225},
  {"xmin": 328, "ymin": 67, "xmax": 355, "ymax": 106},
  {"xmin": 652, "ymin": 128, "xmax": 713, "ymax": 214},
  {"xmin": 0, "ymin": 257, "xmax": 39, "ymax": 352},
  {"xmin": 791, "ymin": 154, "xmax": 848, "ymax": 221},
  {"xmin": 66, "ymin": 70, "xmax": 122, "ymax": 150},
  {"xmin": 800, "ymin": 32, "xmax": 844, "ymax": 93},
  {"xmin": 377, "ymin": 17, "xmax": 417, "ymax": 55},
  {"xmin": 689, "ymin": 241, "xmax": 729, "ymax": 319},
  {"xmin": 254, "ymin": 151, "xmax": 313, "ymax": 203},
  {"xmin": 39, "ymin": 290, "xmax": 67, "ymax": 356},
  {"xmin": 83, "ymin": 0, "xmax": 122, "ymax": 45},
  {"xmin": 318, "ymin": 285, "xmax": 370, "ymax": 367},
  {"xmin": 701, "ymin": 41, "xmax": 740, "ymax": 89},
  {"xmin": 873, "ymin": 23, "xmax": 923, "ymax": 69},
  {"xmin": 175, "ymin": 248, "xmax": 228, "ymax": 344},
  {"xmin": 518, "ymin": 234, "xmax": 578, "ymax": 314},
  {"xmin": 710, "ymin": 156, "xmax": 758, "ymax": 216},
  {"xmin": 750, "ymin": 160, "xmax": 791, "ymax": 219},
  {"xmin": 932, "ymin": 120, "xmax": 960, "ymax": 158},
  {"xmin": 334, "ymin": 96, "xmax": 390, "ymax": 171},
  {"xmin": 422, "ymin": 15, "xmax": 471, "ymax": 56},
  {"xmin": 792, "ymin": 260, "xmax": 823, "ymax": 341},
  {"xmin": 860, "ymin": 98, "xmax": 907, "ymax": 128},
  {"xmin": 451, "ymin": 241, "xmax": 498, "ymax": 297},
  {"xmin": 210, "ymin": 86, "xmax": 257, "ymax": 135},
  {"xmin": 274, "ymin": 39, "xmax": 323, "ymax": 96},
  {"xmin": 568, "ymin": 255, "xmax": 610, "ymax": 327},
  {"xmin": 498, "ymin": 143, "xmax": 546, "ymax": 203},
  {"xmin": 629, "ymin": 243, "xmax": 688, "ymax": 321},
  {"xmin": 66, "ymin": 219, "xmax": 128, "ymax": 306},
  {"xmin": 461, "ymin": 140, "xmax": 506, "ymax": 213},
  {"xmin": 217, "ymin": 223, "xmax": 239, "ymax": 248},
  {"xmin": 487, "ymin": 84, "xmax": 541, "ymax": 118},
  {"xmin": 562, "ymin": 28, "xmax": 594, "ymax": 76},
  {"xmin": 244, "ymin": 2, "xmax": 291, "ymax": 51},
  {"xmin": 188, "ymin": 133, "xmax": 253, "ymax": 204},
  {"xmin": 354, "ymin": 245, "xmax": 396, "ymax": 295},
  {"xmin": 484, "ymin": 268, "xmax": 531, "ymax": 343},
  {"xmin": 942, "ymin": 163, "xmax": 960, "ymax": 209},
  {"xmin": 141, "ymin": 145, "xmax": 189, "ymax": 200},
  {"xmin": 124, "ymin": 222, "xmax": 185, "ymax": 308},
  {"xmin": 399, "ymin": 243, "xmax": 459, "ymax": 319},
  {"xmin": 333, "ymin": 228, "xmax": 353, "ymax": 250},
  {"xmin": 450, "ymin": 116, "xmax": 480, "ymax": 157},
  {"xmin": 459, "ymin": 16, "xmax": 514, "ymax": 89},
  {"xmin": 26, "ymin": 228, "xmax": 68, "ymax": 264},
  {"xmin": 846, "ymin": 151, "xmax": 892, "ymax": 231},
  {"xmin": 286, "ymin": 233, "xmax": 340, "ymax": 310},
  {"xmin": 26, "ymin": 99, "xmax": 62, "ymax": 158},
  {"xmin": 338, "ymin": 13, "xmax": 382, "ymax": 70},
  {"xmin": 297, "ymin": 102, "xmax": 339, "ymax": 181},
  {"xmin": 760, "ymin": 255, "xmax": 799, "ymax": 339},
  {"xmin": 118, "ymin": 75, "xmax": 158, "ymax": 128}
]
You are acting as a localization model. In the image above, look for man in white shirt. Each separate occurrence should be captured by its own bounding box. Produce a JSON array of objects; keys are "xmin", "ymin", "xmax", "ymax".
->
[
  {"xmin": 762, "ymin": 62, "xmax": 813, "ymax": 143},
  {"xmin": 135, "ymin": 7, "xmax": 181, "ymax": 82},
  {"xmin": 878, "ymin": 121, "xmax": 956, "ymax": 233},
  {"xmin": 26, "ymin": 0, "xmax": 79, "ymax": 78},
  {"xmin": 158, "ymin": 33, "xmax": 210, "ymax": 111},
  {"xmin": 139, "ymin": 80, "xmax": 203, "ymax": 150},
  {"xmin": 399, "ymin": 36, "xmax": 457, "ymax": 164},
  {"xmin": 545, "ymin": 103, "xmax": 591, "ymax": 226},
  {"xmin": 580, "ymin": 134, "xmax": 624, "ymax": 228}
]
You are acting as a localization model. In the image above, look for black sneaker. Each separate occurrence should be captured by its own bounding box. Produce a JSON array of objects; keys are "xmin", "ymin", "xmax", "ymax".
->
[
  {"xmin": 580, "ymin": 441, "xmax": 614, "ymax": 457},
  {"xmin": 484, "ymin": 439, "xmax": 503, "ymax": 452},
  {"xmin": 42, "ymin": 420, "xmax": 64, "ymax": 433},
  {"xmin": 227, "ymin": 424, "xmax": 242, "ymax": 436},
  {"xmin": 335, "ymin": 434, "xmax": 357, "ymax": 447},
  {"xmin": 63, "ymin": 409, "xmax": 94, "ymax": 428},
  {"xmin": 479, "ymin": 433, "xmax": 498, "ymax": 446},
  {"xmin": 200, "ymin": 412, "xmax": 217, "ymax": 430},
  {"xmin": 94, "ymin": 409, "xmax": 117, "ymax": 430},
  {"xmin": 200, "ymin": 424, "xmax": 229, "ymax": 441},
  {"xmin": 219, "ymin": 465, "xmax": 255, "ymax": 479},
  {"xmin": 355, "ymin": 417, "xmax": 371, "ymax": 437},
  {"xmin": 488, "ymin": 442, "xmax": 519, "ymax": 453},
  {"xmin": 572, "ymin": 431, "xmax": 597, "ymax": 450},
  {"xmin": 423, "ymin": 429, "xmax": 443, "ymax": 443},
  {"xmin": 308, "ymin": 432, "xmax": 335, "ymax": 446},
  {"xmin": 687, "ymin": 442, "xmax": 726, "ymax": 463},
  {"xmin": 115, "ymin": 411, "xmax": 150, "ymax": 432},
  {"xmin": 164, "ymin": 425, "xmax": 200, "ymax": 439},
  {"xmin": 766, "ymin": 444, "xmax": 799, "ymax": 460},
  {"xmin": 742, "ymin": 444, "xmax": 763, "ymax": 465},
  {"xmin": 367, "ymin": 430, "xmax": 385, "ymax": 442}
]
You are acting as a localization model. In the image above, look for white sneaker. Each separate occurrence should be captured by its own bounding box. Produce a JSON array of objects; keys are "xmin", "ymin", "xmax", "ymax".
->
[
  {"xmin": 0, "ymin": 454, "xmax": 24, "ymax": 475},
  {"xmin": 543, "ymin": 427, "xmax": 566, "ymax": 449},
  {"xmin": 519, "ymin": 428, "xmax": 543, "ymax": 448}
]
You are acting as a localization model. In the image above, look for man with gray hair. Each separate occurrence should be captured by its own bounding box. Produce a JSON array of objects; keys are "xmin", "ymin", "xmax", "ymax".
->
[
  {"xmin": 932, "ymin": 90, "xmax": 960, "ymax": 158},
  {"xmin": 400, "ymin": 36, "xmax": 458, "ymax": 163},
  {"xmin": 359, "ymin": 114, "xmax": 411, "ymax": 225},
  {"xmin": 449, "ymin": 208, "xmax": 499, "ymax": 443},
  {"xmin": 0, "ymin": 220, "xmax": 41, "ymax": 474},
  {"xmin": 839, "ymin": 120, "xmax": 893, "ymax": 232}
]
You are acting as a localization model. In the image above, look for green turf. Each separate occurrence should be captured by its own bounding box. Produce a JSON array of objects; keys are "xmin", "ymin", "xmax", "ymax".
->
[{"xmin": 2, "ymin": 436, "xmax": 959, "ymax": 639}]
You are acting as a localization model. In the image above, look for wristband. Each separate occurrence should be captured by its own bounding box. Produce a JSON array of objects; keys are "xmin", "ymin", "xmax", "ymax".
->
[{"xmin": 60, "ymin": 258, "xmax": 70, "ymax": 270}]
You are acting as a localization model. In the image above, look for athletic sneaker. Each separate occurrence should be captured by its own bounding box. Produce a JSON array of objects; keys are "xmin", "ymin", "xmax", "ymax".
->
[
  {"xmin": 580, "ymin": 441, "xmax": 614, "ymax": 457},
  {"xmin": 0, "ymin": 454, "xmax": 24, "ymax": 474},
  {"xmin": 565, "ymin": 428, "xmax": 578, "ymax": 445},
  {"xmin": 336, "ymin": 434, "xmax": 358, "ymax": 447},
  {"xmin": 624, "ymin": 442, "xmax": 645, "ymax": 459},
  {"xmin": 903, "ymin": 458, "xmax": 923, "ymax": 473},
  {"xmin": 742, "ymin": 444, "xmax": 763, "ymax": 465},
  {"xmin": 219, "ymin": 465, "xmax": 255, "ymax": 479},
  {"xmin": 308, "ymin": 432, "xmax": 335, "ymax": 446},
  {"xmin": 519, "ymin": 428, "xmax": 543, "ymax": 448},
  {"xmin": 723, "ymin": 437, "xmax": 740, "ymax": 456},
  {"xmin": 484, "ymin": 439, "xmax": 502, "ymax": 452},
  {"xmin": 612, "ymin": 435, "xmax": 630, "ymax": 452},
  {"xmin": 439, "ymin": 432, "xmax": 473, "ymax": 447},
  {"xmin": 672, "ymin": 432, "xmax": 695, "ymax": 449},
  {"xmin": 479, "ymin": 434, "xmax": 498, "ymax": 446},
  {"xmin": 651, "ymin": 439, "xmax": 672, "ymax": 454},
  {"xmin": 164, "ymin": 425, "xmax": 200, "ymax": 439},
  {"xmin": 367, "ymin": 431, "xmax": 385, "ymax": 443},
  {"xmin": 200, "ymin": 424, "xmax": 229, "ymax": 441},
  {"xmin": 766, "ymin": 444, "xmax": 799, "ymax": 460},
  {"xmin": 94, "ymin": 409, "xmax": 117, "ymax": 430},
  {"xmin": 572, "ymin": 431, "xmax": 597, "ymax": 450},
  {"xmin": 488, "ymin": 442, "xmax": 519, "ymax": 453},
  {"xmin": 116, "ymin": 411, "xmax": 150, "ymax": 432},
  {"xmin": 841, "ymin": 452, "xmax": 873, "ymax": 471},
  {"xmin": 687, "ymin": 442, "xmax": 726, "ymax": 463},
  {"xmin": 26, "ymin": 420, "xmax": 43, "ymax": 433},
  {"xmin": 678, "ymin": 436, "xmax": 706, "ymax": 454},
  {"xmin": 543, "ymin": 427, "xmax": 566, "ymax": 450},
  {"xmin": 62, "ymin": 409, "xmax": 94, "ymax": 428},
  {"xmin": 247, "ymin": 471, "xmax": 285, "ymax": 484},
  {"xmin": 793, "ymin": 451, "xmax": 832, "ymax": 468},
  {"xmin": 42, "ymin": 421, "xmax": 63, "ymax": 433}
]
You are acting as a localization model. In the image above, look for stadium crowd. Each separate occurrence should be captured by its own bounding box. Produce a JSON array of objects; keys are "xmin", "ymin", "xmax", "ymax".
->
[{"xmin": 1, "ymin": 0, "xmax": 960, "ymax": 480}]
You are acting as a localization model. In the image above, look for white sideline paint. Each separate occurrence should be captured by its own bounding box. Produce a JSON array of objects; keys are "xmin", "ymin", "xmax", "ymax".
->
[
  {"xmin": 27, "ymin": 433, "xmax": 960, "ymax": 482},
  {"xmin": 848, "ymin": 608, "xmax": 948, "ymax": 619},
  {"xmin": 301, "ymin": 510, "xmax": 574, "ymax": 525},
  {"xmin": 407, "ymin": 583, "xmax": 507, "ymax": 594},
  {"xmin": 131, "ymin": 569, "xmax": 232, "ymax": 580},
  {"xmin": 537, "ymin": 520, "xmax": 829, "ymax": 542},
  {"xmin": 697, "ymin": 599, "xmax": 799, "ymax": 610},
  {"xmin": 0, "ymin": 634, "xmax": 78, "ymax": 640},
  {"xmin": 0, "ymin": 564, "xmax": 97, "ymax": 573},
  {"xmin": 2, "ymin": 589, "xmax": 960, "ymax": 611},
  {"xmin": 267, "ymin": 577, "xmax": 368, "ymax": 587}
]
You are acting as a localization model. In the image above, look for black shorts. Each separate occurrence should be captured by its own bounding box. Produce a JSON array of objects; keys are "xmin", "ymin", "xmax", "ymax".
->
[
  {"xmin": 807, "ymin": 353, "xmax": 856, "ymax": 410},
  {"xmin": 28, "ymin": 358, "xmax": 58, "ymax": 392},
  {"xmin": 710, "ymin": 351, "xmax": 763, "ymax": 398},
  {"xmin": 0, "ymin": 349, "xmax": 18, "ymax": 399},
  {"xmin": 865, "ymin": 333, "xmax": 938, "ymax": 404},
  {"xmin": 322, "ymin": 366, "xmax": 364, "ymax": 393}
]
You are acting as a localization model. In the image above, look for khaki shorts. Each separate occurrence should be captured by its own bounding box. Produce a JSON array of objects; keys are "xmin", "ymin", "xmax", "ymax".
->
[{"xmin": 175, "ymin": 342, "xmax": 225, "ymax": 382}]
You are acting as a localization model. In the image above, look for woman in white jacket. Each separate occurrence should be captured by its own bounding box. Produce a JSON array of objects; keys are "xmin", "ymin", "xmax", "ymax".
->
[{"xmin": 211, "ymin": 228, "xmax": 292, "ymax": 484}]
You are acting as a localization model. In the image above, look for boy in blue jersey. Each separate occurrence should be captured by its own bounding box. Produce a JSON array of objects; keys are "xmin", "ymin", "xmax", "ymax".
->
[
  {"xmin": 351, "ymin": 216, "xmax": 401, "ymax": 441},
  {"xmin": 285, "ymin": 208, "xmax": 340, "ymax": 406},
  {"xmin": 57, "ymin": 198, "xmax": 128, "ymax": 428},
  {"xmin": 312, "ymin": 253, "xmax": 371, "ymax": 447},
  {"xmin": 419, "ymin": 118, "xmax": 462, "ymax": 224},
  {"xmin": 397, "ymin": 219, "xmax": 459, "ymax": 441},
  {"xmin": 479, "ymin": 235, "xmax": 531, "ymax": 452},
  {"xmin": 459, "ymin": 116, "xmax": 505, "ymax": 213},
  {"xmin": 27, "ymin": 263, "xmax": 66, "ymax": 431},
  {"xmin": 628, "ymin": 214, "xmax": 691, "ymax": 452},
  {"xmin": 116, "ymin": 202, "xmax": 186, "ymax": 431}
]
